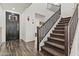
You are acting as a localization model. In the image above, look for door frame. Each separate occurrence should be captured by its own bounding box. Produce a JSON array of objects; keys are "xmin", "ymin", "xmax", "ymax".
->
[{"xmin": 6, "ymin": 11, "xmax": 20, "ymax": 41}]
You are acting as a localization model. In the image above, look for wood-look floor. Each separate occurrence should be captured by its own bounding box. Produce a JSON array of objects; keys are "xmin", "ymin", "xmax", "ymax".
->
[{"xmin": 0, "ymin": 40, "xmax": 38, "ymax": 56}]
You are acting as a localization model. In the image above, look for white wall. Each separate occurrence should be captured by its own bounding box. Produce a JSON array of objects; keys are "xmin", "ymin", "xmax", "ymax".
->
[
  {"xmin": 78, "ymin": 6, "xmax": 79, "ymax": 18},
  {"xmin": 20, "ymin": 3, "xmax": 54, "ymax": 42},
  {"xmin": 0, "ymin": 5, "xmax": 5, "ymax": 43},
  {"xmin": 0, "ymin": 27, "xmax": 2, "ymax": 45},
  {"xmin": 61, "ymin": 3, "xmax": 76, "ymax": 17}
]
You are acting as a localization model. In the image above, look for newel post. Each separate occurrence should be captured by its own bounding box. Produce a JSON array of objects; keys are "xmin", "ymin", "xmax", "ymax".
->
[
  {"xmin": 64, "ymin": 25, "xmax": 69, "ymax": 56},
  {"xmin": 37, "ymin": 27, "xmax": 40, "ymax": 51}
]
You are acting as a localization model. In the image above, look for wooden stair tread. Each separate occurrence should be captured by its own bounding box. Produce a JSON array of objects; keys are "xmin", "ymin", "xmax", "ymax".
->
[
  {"xmin": 58, "ymin": 23, "xmax": 66, "ymax": 24},
  {"xmin": 53, "ymin": 30, "xmax": 64, "ymax": 34},
  {"xmin": 59, "ymin": 21, "xmax": 68, "ymax": 23},
  {"xmin": 53, "ymin": 30, "xmax": 64, "ymax": 31},
  {"xmin": 59, "ymin": 21, "xmax": 69, "ymax": 22},
  {"xmin": 39, "ymin": 51, "xmax": 45, "ymax": 56},
  {"xmin": 58, "ymin": 23, "xmax": 68, "ymax": 25},
  {"xmin": 59, "ymin": 22, "xmax": 68, "ymax": 24},
  {"xmin": 56, "ymin": 24, "xmax": 65, "ymax": 27},
  {"xmin": 48, "ymin": 37, "xmax": 64, "ymax": 42},
  {"xmin": 61, "ymin": 20, "xmax": 70, "ymax": 21},
  {"xmin": 45, "ymin": 41, "xmax": 64, "ymax": 50},
  {"xmin": 39, "ymin": 51, "xmax": 50, "ymax": 56},
  {"xmin": 61, "ymin": 17, "xmax": 71, "ymax": 19},
  {"xmin": 55, "ymin": 27, "xmax": 65, "ymax": 30},
  {"xmin": 51, "ymin": 33, "xmax": 64, "ymax": 36},
  {"xmin": 55, "ymin": 27, "xmax": 65, "ymax": 28},
  {"xmin": 60, "ymin": 19, "xmax": 70, "ymax": 21},
  {"xmin": 57, "ymin": 24, "xmax": 66, "ymax": 25},
  {"xmin": 60, "ymin": 20, "xmax": 69, "ymax": 21},
  {"xmin": 42, "ymin": 46, "xmax": 65, "ymax": 56}
]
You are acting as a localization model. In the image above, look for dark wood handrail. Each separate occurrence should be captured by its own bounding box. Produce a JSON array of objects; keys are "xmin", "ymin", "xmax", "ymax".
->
[
  {"xmin": 37, "ymin": 5, "xmax": 61, "ymax": 51},
  {"xmin": 64, "ymin": 4, "xmax": 78, "ymax": 56}
]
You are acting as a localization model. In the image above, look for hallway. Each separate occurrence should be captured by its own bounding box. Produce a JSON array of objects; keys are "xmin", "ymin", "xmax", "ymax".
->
[
  {"xmin": 0, "ymin": 3, "xmax": 78, "ymax": 56},
  {"xmin": 0, "ymin": 40, "xmax": 36, "ymax": 56}
]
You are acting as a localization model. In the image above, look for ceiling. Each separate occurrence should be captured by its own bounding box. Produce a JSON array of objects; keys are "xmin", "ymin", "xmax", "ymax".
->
[{"xmin": 0, "ymin": 3, "xmax": 32, "ymax": 13}]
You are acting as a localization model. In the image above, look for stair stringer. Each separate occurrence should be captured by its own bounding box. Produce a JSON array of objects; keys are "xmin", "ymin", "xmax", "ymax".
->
[{"xmin": 39, "ymin": 16, "xmax": 62, "ymax": 51}]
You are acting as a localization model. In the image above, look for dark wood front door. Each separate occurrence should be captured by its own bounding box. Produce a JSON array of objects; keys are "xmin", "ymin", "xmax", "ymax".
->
[{"xmin": 6, "ymin": 11, "xmax": 20, "ymax": 41}]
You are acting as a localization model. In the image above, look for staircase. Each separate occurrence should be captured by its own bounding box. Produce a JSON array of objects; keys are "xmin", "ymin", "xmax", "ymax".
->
[{"xmin": 40, "ymin": 17, "xmax": 71, "ymax": 56}]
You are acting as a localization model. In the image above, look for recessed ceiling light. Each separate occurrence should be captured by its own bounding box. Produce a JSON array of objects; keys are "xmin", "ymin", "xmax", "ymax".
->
[{"xmin": 12, "ymin": 8, "xmax": 15, "ymax": 10}]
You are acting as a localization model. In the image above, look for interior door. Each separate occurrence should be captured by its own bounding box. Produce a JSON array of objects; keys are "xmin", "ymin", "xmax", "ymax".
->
[{"xmin": 6, "ymin": 12, "xmax": 19, "ymax": 41}]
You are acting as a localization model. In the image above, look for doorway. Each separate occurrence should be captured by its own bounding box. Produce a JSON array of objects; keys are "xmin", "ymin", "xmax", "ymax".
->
[{"xmin": 6, "ymin": 11, "xmax": 20, "ymax": 41}]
